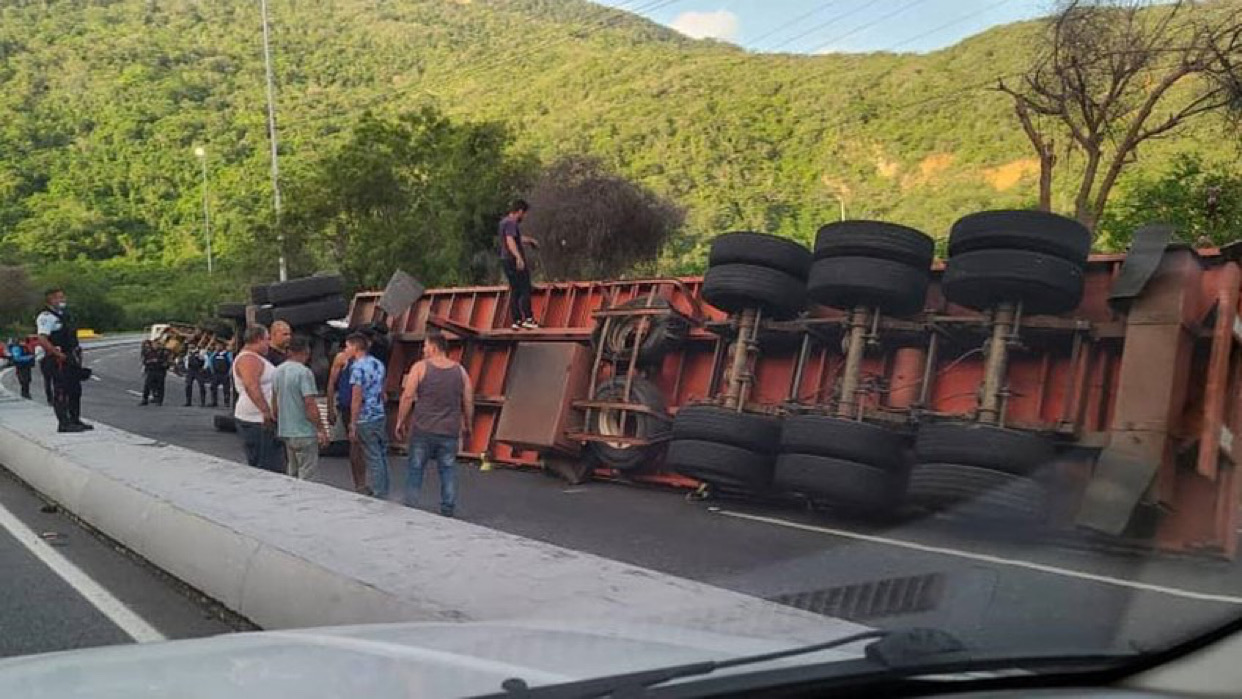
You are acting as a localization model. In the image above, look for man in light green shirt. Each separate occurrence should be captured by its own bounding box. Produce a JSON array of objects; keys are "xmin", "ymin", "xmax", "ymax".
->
[{"xmin": 272, "ymin": 336, "xmax": 328, "ymax": 480}]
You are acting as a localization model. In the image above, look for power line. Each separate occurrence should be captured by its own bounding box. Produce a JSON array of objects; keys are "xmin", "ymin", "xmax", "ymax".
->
[
  {"xmin": 884, "ymin": 0, "xmax": 1022, "ymax": 52},
  {"xmin": 288, "ymin": 2, "xmax": 1035, "ymax": 139},
  {"xmin": 748, "ymin": 2, "xmax": 846, "ymax": 52},
  {"xmin": 810, "ymin": 0, "xmax": 935, "ymax": 55},
  {"xmin": 764, "ymin": 0, "xmax": 883, "ymax": 54}
]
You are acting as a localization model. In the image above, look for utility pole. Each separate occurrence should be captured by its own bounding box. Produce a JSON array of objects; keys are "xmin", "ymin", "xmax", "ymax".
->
[
  {"xmin": 260, "ymin": 0, "xmax": 287, "ymax": 281},
  {"xmin": 194, "ymin": 146, "xmax": 213, "ymax": 274}
]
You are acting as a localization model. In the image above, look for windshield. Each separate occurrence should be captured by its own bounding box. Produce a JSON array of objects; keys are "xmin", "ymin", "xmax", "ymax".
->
[{"xmin": 2, "ymin": 0, "xmax": 1242, "ymax": 697}]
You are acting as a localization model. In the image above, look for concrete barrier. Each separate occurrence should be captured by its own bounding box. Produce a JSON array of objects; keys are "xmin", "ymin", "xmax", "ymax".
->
[{"xmin": 0, "ymin": 392, "xmax": 860, "ymax": 643}]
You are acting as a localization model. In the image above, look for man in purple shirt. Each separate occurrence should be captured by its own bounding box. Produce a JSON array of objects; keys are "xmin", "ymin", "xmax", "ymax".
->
[{"xmin": 498, "ymin": 199, "xmax": 539, "ymax": 330}]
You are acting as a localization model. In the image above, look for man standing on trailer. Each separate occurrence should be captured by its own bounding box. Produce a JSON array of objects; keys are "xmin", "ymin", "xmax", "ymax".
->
[{"xmin": 498, "ymin": 199, "xmax": 540, "ymax": 330}]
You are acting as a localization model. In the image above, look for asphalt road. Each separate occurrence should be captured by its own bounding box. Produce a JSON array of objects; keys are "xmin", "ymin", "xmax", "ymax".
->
[
  {"xmin": 5, "ymin": 340, "xmax": 1242, "ymax": 660},
  {"xmin": 0, "ymin": 466, "xmax": 240, "ymax": 659}
]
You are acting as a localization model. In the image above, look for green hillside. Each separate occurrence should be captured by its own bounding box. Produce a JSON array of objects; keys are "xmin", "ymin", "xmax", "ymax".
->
[{"xmin": 0, "ymin": 0, "xmax": 1234, "ymax": 279}]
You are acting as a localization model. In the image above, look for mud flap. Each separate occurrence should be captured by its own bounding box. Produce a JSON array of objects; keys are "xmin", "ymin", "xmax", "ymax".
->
[
  {"xmin": 378, "ymin": 270, "xmax": 425, "ymax": 319},
  {"xmin": 1108, "ymin": 224, "xmax": 1174, "ymax": 312},
  {"xmin": 1075, "ymin": 442, "xmax": 1160, "ymax": 535}
]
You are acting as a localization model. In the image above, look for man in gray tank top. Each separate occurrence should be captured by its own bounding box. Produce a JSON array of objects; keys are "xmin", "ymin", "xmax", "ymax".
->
[{"xmin": 395, "ymin": 332, "xmax": 474, "ymax": 517}]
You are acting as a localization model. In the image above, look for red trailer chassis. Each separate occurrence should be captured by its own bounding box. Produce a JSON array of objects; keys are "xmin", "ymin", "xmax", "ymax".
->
[{"xmin": 351, "ymin": 245, "xmax": 1242, "ymax": 559}]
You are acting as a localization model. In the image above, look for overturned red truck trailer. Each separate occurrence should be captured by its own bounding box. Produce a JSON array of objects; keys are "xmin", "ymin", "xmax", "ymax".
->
[{"xmin": 349, "ymin": 219, "xmax": 1242, "ymax": 560}]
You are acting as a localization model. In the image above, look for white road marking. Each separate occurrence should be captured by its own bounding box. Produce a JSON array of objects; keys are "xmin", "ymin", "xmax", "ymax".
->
[
  {"xmin": 0, "ymin": 500, "xmax": 166, "ymax": 642},
  {"xmin": 718, "ymin": 510, "xmax": 1242, "ymax": 606},
  {"xmin": 125, "ymin": 390, "xmax": 144, "ymax": 398},
  {"xmin": 90, "ymin": 375, "xmax": 102, "ymax": 382}
]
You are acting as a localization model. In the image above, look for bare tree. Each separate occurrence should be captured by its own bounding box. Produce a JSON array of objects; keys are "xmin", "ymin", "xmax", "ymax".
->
[
  {"xmin": 997, "ymin": 0, "xmax": 1242, "ymax": 234},
  {"xmin": 522, "ymin": 156, "xmax": 684, "ymax": 280}
]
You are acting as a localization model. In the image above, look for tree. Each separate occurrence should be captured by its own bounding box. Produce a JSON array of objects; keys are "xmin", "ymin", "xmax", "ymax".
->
[
  {"xmin": 1100, "ymin": 155, "xmax": 1242, "ymax": 249},
  {"xmin": 29, "ymin": 263, "xmax": 125, "ymax": 331},
  {"xmin": 997, "ymin": 0, "xmax": 1242, "ymax": 234},
  {"xmin": 287, "ymin": 108, "xmax": 531, "ymax": 289},
  {"xmin": 521, "ymin": 156, "xmax": 683, "ymax": 280},
  {"xmin": 0, "ymin": 266, "xmax": 36, "ymax": 334}
]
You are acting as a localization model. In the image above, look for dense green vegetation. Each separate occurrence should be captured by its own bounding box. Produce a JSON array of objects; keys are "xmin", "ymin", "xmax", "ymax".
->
[{"xmin": 0, "ymin": 0, "xmax": 1237, "ymax": 329}]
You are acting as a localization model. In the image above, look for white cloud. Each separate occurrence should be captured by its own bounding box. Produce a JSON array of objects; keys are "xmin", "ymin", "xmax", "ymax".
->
[{"xmin": 669, "ymin": 10, "xmax": 740, "ymax": 42}]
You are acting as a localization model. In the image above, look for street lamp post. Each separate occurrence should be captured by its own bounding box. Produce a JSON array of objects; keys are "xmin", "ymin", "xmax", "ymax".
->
[
  {"xmin": 259, "ymin": 0, "xmax": 288, "ymax": 281},
  {"xmin": 194, "ymin": 146, "xmax": 213, "ymax": 274}
]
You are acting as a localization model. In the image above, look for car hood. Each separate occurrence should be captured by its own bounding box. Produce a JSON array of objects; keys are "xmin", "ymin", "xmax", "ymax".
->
[{"xmin": 0, "ymin": 619, "xmax": 868, "ymax": 698}]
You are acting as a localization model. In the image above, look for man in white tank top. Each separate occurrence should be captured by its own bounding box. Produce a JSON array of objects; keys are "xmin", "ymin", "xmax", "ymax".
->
[{"xmin": 233, "ymin": 325, "xmax": 284, "ymax": 473}]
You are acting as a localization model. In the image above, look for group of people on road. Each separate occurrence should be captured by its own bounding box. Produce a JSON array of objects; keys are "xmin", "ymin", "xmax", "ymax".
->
[
  {"xmin": 229, "ymin": 319, "xmax": 472, "ymax": 517},
  {"xmin": 138, "ymin": 339, "xmax": 233, "ymax": 408},
  {"xmin": 27, "ymin": 206, "xmax": 529, "ymax": 513},
  {"xmin": 173, "ymin": 343, "xmax": 234, "ymax": 408},
  {"xmin": 231, "ymin": 324, "xmax": 327, "ymax": 479},
  {"xmin": 136, "ymin": 320, "xmax": 296, "ymax": 410}
]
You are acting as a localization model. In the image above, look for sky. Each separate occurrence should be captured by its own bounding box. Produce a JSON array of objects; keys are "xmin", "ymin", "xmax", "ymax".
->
[{"xmin": 591, "ymin": 0, "xmax": 1057, "ymax": 54}]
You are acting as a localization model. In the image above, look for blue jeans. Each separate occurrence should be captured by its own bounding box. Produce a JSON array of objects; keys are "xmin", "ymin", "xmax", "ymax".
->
[
  {"xmin": 355, "ymin": 419, "xmax": 389, "ymax": 498},
  {"xmin": 406, "ymin": 432, "xmax": 459, "ymax": 515},
  {"xmin": 236, "ymin": 419, "xmax": 284, "ymax": 473}
]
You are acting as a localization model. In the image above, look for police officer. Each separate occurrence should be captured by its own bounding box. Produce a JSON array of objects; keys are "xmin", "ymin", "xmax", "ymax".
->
[
  {"xmin": 207, "ymin": 342, "xmax": 233, "ymax": 408},
  {"xmin": 183, "ymin": 345, "xmax": 208, "ymax": 407},
  {"xmin": 35, "ymin": 288, "xmax": 93, "ymax": 433},
  {"xmin": 140, "ymin": 339, "xmax": 170, "ymax": 406}
]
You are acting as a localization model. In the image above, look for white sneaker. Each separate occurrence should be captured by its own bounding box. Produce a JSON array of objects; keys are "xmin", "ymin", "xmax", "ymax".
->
[{"xmin": 522, "ymin": 320, "xmax": 540, "ymax": 329}]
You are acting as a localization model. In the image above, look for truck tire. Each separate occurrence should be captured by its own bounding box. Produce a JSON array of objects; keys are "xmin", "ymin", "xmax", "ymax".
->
[
  {"xmin": 773, "ymin": 454, "xmax": 898, "ymax": 511},
  {"xmin": 264, "ymin": 275, "xmax": 345, "ymax": 306},
  {"xmin": 672, "ymin": 405, "xmax": 782, "ymax": 453},
  {"xmin": 949, "ymin": 210, "xmax": 1091, "ymax": 265},
  {"xmin": 250, "ymin": 284, "xmax": 272, "ymax": 305},
  {"xmin": 216, "ymin": 303, "xmax": 247, "ymax": 321},
  {"xmin": 199, "ymin": 318, "xmax": 234, "ymax": 339},
  {"xmin": 665, "ymin": 439, "xmax": 773, "ymax": 491},
  {"xmin": 591, "ymin": 298, "xmax": 688, "ymax": 366},
  {"xmin": 942, "ymin": 249, "xmax": 1083, "ymax": 315},
  {"xmin": 212, "ymin": 415, "xmax": 237, "ymax": 433},
  {"xmin": 907, "ymin": 462, "xmax": 1046, "ymax": 522},
  {"xmin": 807, "ymin": 256, "xmax": 929, "ymax": 316},
  {"xmin": 248, "ymin": 304, "xmax": 275, "ymax": 326},
  {"xmin": 915, "ymin": 421, "xmax": 1055, "ymax": 476},
  {"xmin": 588, "ymin": 377, "xmax": 668, "ymax": 472},
  {"xmin": 702, "ymin": 263, "xmax": 805, "ymax": 318},
  {"xmin": 271, "ymin": 297, "xmax": 350, "ymax": 328},
  {"xmin": 780, "ymin": 415, "xmax": 906, "ymax": 471},
  {"xmin": 709, "ymin": 232, "xmax": 812, "ymax": 279},
  {"xmin": 814, "ymin": 220, "xmax": 934, "ymax": 268}
]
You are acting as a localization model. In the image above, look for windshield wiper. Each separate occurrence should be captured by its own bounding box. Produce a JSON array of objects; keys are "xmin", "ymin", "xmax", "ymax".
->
[
  {"xmin": 492, "ymin": 629, "xmax": 894, "ymax": 699},
  {"xmin": 488, "ymin": 629, "xmax": 1134, "ymax": 699}
]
